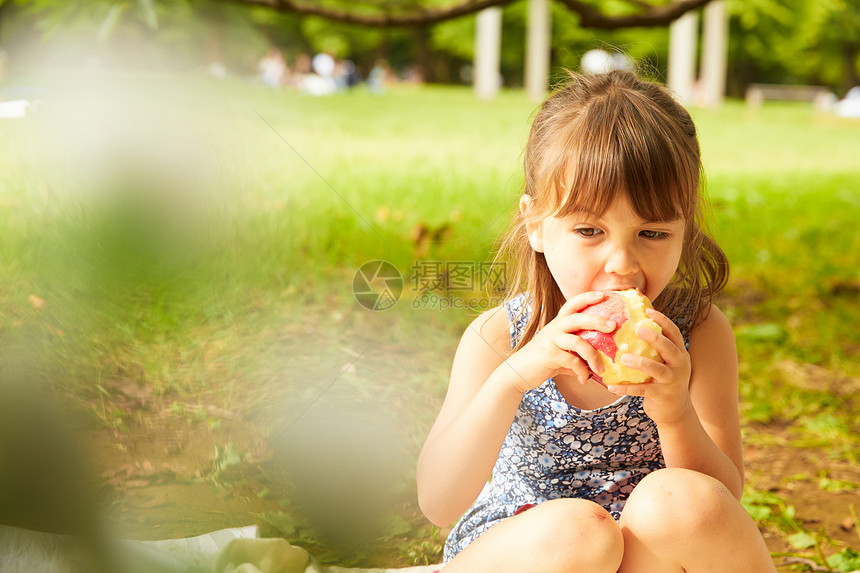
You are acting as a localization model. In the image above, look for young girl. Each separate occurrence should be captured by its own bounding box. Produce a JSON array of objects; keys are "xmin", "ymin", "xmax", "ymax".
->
[{"xmin": 417, "ymin": 70, "xmax": 776, "ymax": 572}]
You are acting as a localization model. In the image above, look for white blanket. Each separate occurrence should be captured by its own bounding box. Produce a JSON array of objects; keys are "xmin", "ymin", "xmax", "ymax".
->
[{"xmin": 0, "ymin": 524, "xmax": 441, "ymax": 573}]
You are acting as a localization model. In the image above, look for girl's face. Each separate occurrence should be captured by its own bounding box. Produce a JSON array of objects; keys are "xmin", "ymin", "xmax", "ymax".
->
[{"xmin": 523, "ymin": 193, "xmax": 685, "ymax": 303}]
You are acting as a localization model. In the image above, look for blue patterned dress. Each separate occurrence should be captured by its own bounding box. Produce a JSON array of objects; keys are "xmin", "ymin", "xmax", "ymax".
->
[{"xmin": 443, "ymin": 293, "xmax": 688, "ymax": 562}]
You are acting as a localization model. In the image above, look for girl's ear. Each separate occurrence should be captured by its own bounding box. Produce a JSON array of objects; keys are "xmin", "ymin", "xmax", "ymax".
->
[{"xmin": 519, "ymin": 194, "xmax": 545, "ymax": 253}]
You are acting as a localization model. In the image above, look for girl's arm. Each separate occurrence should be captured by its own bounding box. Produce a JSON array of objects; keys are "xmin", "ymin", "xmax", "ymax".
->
[
  {"xmin": 658, "ymin": 305, "xmax": 745, "ymax": 497},
  {"xmin": 417, "ymin": 292, "xmax": 613, "ymax": 526},
  {"xmin": 416, "ymin": 307, "xmax": 525, "ymax": 527},
  {"xmin": 613, "ymin": 304, "xmax": 744, "ymax": 498}
]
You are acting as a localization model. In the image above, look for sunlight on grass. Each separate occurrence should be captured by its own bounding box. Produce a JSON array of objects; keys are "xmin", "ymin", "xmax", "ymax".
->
[
  {"xmin": 1, "ymin": 72, "xmax": 859, "ymax": 566},
  {"xmin": 2, "ymin": 71, "xmax": 858, "ymax": 429}
]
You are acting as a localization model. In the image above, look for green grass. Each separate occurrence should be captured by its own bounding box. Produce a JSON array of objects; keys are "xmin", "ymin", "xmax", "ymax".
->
[
  {"xmin": 3, "ymin": 70, "xmax": 859, "ymax": 442},
  {"xmin": 2, "ymin": 72, "xmax": 859, "ymax": 565},
  {"xmin": 7, "ymin": 77, "xmax": 858, "ymax": 361}
]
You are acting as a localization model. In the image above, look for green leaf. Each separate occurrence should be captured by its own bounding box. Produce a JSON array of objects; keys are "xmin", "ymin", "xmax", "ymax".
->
[
  {"xmin": 737, "ymin": 323, "xmax": 787, "ymax": 342},
  {"xmin": 743, "ymin": 490, "xmax": 785, "ymax": 506},
  {"xmin": 787, "ymin": 531, "xmax": 816, "ymax": 550},
  {"xmin": 380, "ymin": 514, "xmax": 413, "ymax": 537},
  {"xmin": 744, "ymin": 402, "xmax": 774, "ymax": 422},
  {"xmin": 827, "ymin": 547, "xmax": 860, "ymax": 571},
  {"xmin": 97, "ymin": 3, "xmax": 127, "ymax": 44},
  {"xmin": 742, "ymin": 503, "xmax": 772, "ymax": 521},
  {"xmin": 257, "ymin": 510, "xmax": 299, "ymax": 538},
  {"xmin": 803, "ymin": 414, "xmax": 850, "ymax": 441},
  {"xmin": 137, "ymin": 0, "xmax": 158, "ymax": 29},
  {"xmin": 213, "ymin": 442, "xmax": 242, "ymax": 472},
  {"xmin": 818, "ymin": 476, "xmax": 858, "ymax": 492}
]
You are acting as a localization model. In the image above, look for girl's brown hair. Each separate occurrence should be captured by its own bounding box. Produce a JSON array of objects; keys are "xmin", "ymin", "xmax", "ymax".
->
[{"xmin": 494, "ymin": 70, "xmax": 728, "ymax": 350}]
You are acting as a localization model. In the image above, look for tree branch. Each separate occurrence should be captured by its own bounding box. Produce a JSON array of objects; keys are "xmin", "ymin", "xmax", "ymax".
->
[
  {"xmin": 618, "ymin": 0, "xmax": 659, "ymax": 10},
  {"xmin": 213, "ymin": 0, "xmax": 714, "ymax": 29},
  {"xmin": 214, "ymin": 0, "xmax": 512, "ymax": 27},
  {"xmin": 556, "ymin": 0, "xmax": 713, "ymax": 29}
]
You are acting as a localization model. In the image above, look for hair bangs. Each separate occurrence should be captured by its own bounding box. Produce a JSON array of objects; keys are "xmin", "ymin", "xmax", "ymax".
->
[{"xmin": 546, "ymin": 88, "xmax": 698, "ymax": 224}]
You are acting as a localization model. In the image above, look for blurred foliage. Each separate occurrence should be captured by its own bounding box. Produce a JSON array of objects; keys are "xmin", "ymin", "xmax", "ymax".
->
[
  {"xmin": 730, "ymin": 0, "xmax": 860, "ymax": 95},
  {"xmin": 1, "ymin": 0, "xmax": 857, "ymax": 91},
  {"xmin": 0, "ymin": 0, "xmax": 270, "ymax": 72},
  {"xmin": 0, "ymin": 69, "xmax": 858, "ymax": 567},
  {"xmin": 430, "ymin": 2, "xmax": 670, "ymax": 86}
]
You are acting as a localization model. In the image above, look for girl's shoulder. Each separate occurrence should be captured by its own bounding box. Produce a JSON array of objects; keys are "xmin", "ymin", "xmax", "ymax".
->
[
  {"xmin": 687, "ymin": 303, "xmax": 734, "ymax": 348},
  {"xmin": 459, "ymin": 295, "xmax": 527, "ymax": 358},
  {"xmin": 443, "ymin": 303, "xmax": 515, "ymax": 397}
]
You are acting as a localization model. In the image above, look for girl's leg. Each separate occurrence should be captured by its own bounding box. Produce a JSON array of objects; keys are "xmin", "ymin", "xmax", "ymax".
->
[
  {"xmin": 442, "ymin": 498, "xmax": 623, "ymax": 573},
  {"xmin": 618, "ymin": 468, "xmax": 776, "ymax": 573}
]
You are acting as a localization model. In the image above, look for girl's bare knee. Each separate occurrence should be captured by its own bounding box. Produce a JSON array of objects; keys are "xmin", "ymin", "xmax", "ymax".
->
[
  {"xmin": 524, "ymin": 499, "xmax": 623, "ymax": 570},
  {"xmin": 622, "ymin": 468, "xmax": 735, "ymax": 538},
  {"xmin": 445, "ymin": 500, "xmax": 623, "ymax": 573}
]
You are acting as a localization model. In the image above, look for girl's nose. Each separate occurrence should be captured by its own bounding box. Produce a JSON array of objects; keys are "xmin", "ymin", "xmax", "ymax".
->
[{"xmin": 604, "ymin": 245, "xmax": 639, "ymax": 276}]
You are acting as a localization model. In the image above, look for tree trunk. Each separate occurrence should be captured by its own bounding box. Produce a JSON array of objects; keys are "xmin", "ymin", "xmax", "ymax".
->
[
  {"xmin": 842, "ymin": 41, "xmax": 859, "ymax": 96},
  {"xmin": 412, "ymin": 24, "xmax": 432, "ymax": 82},
  {"xmin": 207, "ymin": 18, "xmax": 223, "ymax": 64},
  {"xmin": 0, "ymin": 2, "xmax": 10, "ymax": 46}
]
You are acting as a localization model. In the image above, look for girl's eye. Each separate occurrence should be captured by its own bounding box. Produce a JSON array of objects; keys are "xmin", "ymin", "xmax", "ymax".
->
[
  {"xmin": 574, "ymin": 227, "xmax": 601, "ymax": 238},
  {"xmin": 640, "ymin": 230, "xmax": 668, "ymax": 240}
]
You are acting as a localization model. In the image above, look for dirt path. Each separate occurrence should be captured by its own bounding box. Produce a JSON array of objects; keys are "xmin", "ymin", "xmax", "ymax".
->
[
  {"xmin": 80, "ymin": 372, "xmax": 859, "ymax": 570},
  {"xmin": 46, "ymin": 301, "xmax": 853, "ymax": 569},
  {"xmin": 744, "ymin": 435, "xmax": 860, "ymax": 570}
]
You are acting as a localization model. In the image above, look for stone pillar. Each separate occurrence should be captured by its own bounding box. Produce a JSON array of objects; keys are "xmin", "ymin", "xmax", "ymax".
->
[
  {"xmin": 525, "ymin": 0, "xmax": 551, "ymax": 102},
  {"xmin": 474, "ymin": 7, "xmax": 503, "ymax": 100},
  {"xmin": 668, "ymin": 10, "xmax": 698, "ymax": 105},
  {"xmin": 700, "ymin": 0, "xmax": 728, "ymax": 107}
]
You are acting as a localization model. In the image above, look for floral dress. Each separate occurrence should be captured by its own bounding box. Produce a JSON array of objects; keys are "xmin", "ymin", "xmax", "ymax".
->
[{"xmin": 443, "ymin": 293, "xmax": 689, "ymax": 562}]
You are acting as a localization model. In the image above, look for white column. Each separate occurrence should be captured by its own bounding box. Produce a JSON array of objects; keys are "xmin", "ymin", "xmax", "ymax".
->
[
  {"xmin": 700, "ymin": 0, "xmax": 728, "ymax": 107},
  {"xmin": 474, "ymin": 7, "xmax": 502, "ymax": 100},
  {"xmin": 668, "ymin": 10, "xmax": 698, "ymax": 106},
  {"xmin": 525, "ymin": 0, "xmax": 551, "ymax": 102}
]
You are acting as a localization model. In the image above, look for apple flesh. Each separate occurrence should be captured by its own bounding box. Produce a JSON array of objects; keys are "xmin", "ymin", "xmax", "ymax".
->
[{"xmin": 574, "ymin": 289, "xmax": 663, "ymax": 385}]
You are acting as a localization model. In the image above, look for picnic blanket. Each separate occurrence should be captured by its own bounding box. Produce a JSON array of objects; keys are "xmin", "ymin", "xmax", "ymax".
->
[{"xmin": 0, "ymin": 524, "xmax": 441, "ymax": 573}]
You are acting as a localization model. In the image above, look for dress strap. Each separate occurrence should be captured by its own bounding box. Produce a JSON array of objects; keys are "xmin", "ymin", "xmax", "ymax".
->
[{"xmin": 504, "ymin": 293, "xmax": 531, "ymax": 350}]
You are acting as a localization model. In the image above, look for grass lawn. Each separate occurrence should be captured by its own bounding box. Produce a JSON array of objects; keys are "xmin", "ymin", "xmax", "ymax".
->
[{"xmin": 1, "ymin": 71, "xmax": 859, "ymax": 570}]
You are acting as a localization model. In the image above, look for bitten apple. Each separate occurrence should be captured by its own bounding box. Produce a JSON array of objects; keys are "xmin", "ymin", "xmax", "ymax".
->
[{"xmin": 574, "ymin": 289, "xmax": 663, "ymax": 386}]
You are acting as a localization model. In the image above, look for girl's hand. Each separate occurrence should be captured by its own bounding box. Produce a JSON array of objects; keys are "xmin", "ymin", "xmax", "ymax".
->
[
  {"xmin": 607, "ymin": 308, "xmax": 694, "ymax": 425},
  {"xmin": 504, "ymin": 291, "xmax": 617, "ymax": 394}
]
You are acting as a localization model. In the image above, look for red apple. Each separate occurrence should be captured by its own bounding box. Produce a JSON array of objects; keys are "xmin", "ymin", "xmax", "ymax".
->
[{"xmin": 574, "ymin": 289, "xmax": 663, "ymax": 385}]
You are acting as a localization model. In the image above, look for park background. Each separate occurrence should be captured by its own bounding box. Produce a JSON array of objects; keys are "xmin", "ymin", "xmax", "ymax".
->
[{"xmin": 1, "ymin": 0, "xmax": 859, "ymax": 571}]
